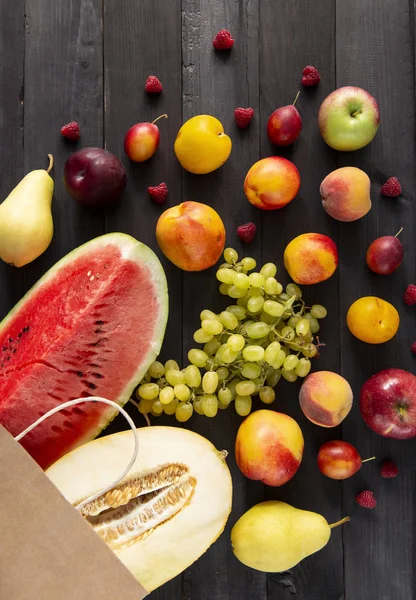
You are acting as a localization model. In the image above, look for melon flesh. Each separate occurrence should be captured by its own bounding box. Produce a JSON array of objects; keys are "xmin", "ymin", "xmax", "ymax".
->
[
  {"xmin": 46, "ymin": 426, "xmax": 233, "ymax": 593},
  {"xmin": 0, "ymin": 234, "xmax": 168, "ymax": 468}
]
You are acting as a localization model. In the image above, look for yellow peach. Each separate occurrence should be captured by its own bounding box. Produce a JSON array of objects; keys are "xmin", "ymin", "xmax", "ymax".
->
[
  {"xmin": 156, "ymin": 201, "xmax": 226, "ymax": 271},
  {"xmin": 299, "ymin": 371, "xmax": 353, "ymax": 427},
  {"xmin": 283, "ymin": 233, "xmax": 338, "ymax": 284},
  {"xmin": 320, "ymin": 167, "xmax": 371, "ymax": 222},
  {"xmin": 347, "ymin": 296, "xmax": 400, "ymax": 344},
  {"xmin": 244, "ymin": 157, "xmax": 300, "ymax": 210}
]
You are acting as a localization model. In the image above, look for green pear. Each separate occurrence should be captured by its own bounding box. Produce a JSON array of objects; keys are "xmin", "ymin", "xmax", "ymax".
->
[
  {"xmin": 231, "ymin": 500, "xmax": 349, "ymax": 572},
  {"xmin": 0, "ymin": 154, "xmax": 54, "ymax": 267}
]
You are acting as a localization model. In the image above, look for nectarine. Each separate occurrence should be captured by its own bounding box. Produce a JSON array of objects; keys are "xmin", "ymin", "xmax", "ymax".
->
[
  {"xmin": 283, "ymin": 233, "xmax": 338, "ymax": 285},
  {"xmin": 244, "ymin": 157, "xmax": 300, "ymax": 210}
]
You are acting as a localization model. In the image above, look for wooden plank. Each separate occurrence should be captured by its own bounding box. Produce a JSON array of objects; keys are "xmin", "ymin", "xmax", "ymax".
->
[
  {"xmin": 259, "ymin": 1, "xmax": 344, "ymax": 599},
  {"xmin": 23, "ymin": 0, "xmax": 104, "ymax": 293},
  {"xmin": 0, "ymin": 0, "xmax": 24, "ymax": 315},
  {"xmin": 103, "ymin": 1, "xmax": 183, "ymax": 598},
  {"xmin": 180, "ymin": 1, "xmax": 266, "ymax": 599},
  {"xmin": 336, "ymin": 1, "xmax": 416, "ymax": 599}
]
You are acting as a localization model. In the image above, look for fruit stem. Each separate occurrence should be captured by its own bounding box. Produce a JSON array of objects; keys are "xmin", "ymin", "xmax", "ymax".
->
[
  {"xmin": 351, "ymin": 109, "xmax": 362, "ymax": 117},
  {"xmin": 329, "ymin": 516, "xmax": 350, "ymax": 529},
  {"xmin": 46, "ymin": 154, "xmax": 54, "ymax": 174},
  {"xmin": 143, "ymin": 413, "xmax": 151, "ymax": 427},
  {"xmin": 362, "ymin": 456, "xmax": 376, "ymax": 463},
  {"xmin": 395, "ymin": 227, "xmax": 403, "ymax": 238},
  {"xmin": 152, "ymin": 113, "xmax": 168, "ymax": 125},
  {"xmin": 292, "ymin": 91, "xmax": 300, "ymax": 106}
]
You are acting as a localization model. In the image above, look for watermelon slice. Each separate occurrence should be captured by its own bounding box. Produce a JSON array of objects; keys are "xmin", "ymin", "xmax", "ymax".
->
[{"xmin": 0, "ymin": 233, "xmax": 168, "ymax": 469}]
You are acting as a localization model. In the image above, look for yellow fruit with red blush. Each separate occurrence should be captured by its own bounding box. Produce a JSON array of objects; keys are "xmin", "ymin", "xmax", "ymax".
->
[
  {"xmin": 244, "ymin": 157, "xmax": 300, "ymax": 210},
  {"xmin": 284, "ymin": 233, "xmax": 338, "ymax": 285}
]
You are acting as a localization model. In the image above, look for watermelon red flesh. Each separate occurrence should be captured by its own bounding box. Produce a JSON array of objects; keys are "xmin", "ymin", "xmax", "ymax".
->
[{"xmin": 0, "ymin": 234, "xmax": 168, "ymax": 469}]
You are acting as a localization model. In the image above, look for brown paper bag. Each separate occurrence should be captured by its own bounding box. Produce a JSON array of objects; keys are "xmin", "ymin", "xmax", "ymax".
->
[{"xmin": 0, "ymin": 425, "xmax": 147, "ymax": 599}]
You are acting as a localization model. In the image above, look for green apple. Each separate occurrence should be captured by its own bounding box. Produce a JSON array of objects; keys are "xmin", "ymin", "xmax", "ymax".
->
[{"xmin": 318, "ymin": 86, "xmax": 380, "ymax": 151}]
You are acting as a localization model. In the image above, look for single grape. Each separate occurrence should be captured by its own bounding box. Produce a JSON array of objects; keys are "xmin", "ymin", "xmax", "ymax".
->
[
  {"xmin": 138, "ymin": 382, "xmax": 160, "ymax": 400},
  {"xmin": 273, "ymin": 349, "xmax": 287, "ymax": 369},
  {"xmin": 221, "ymin": 347, "xmax": 240, "ymax": 364},
  {"xmin": 260, "ymin": 311, "xmax": 275, "ymax": 324},
  {"xmin": 188, "ymin": 349, "xmax": 209, "ymax": 368},
  {"xmin": 247, "ymin": 286, "xmax": 262, "ymax": 298},
  {"xmin": 152, "ymin": 399, "xmax": 164, "ymax": 414},
  {"xmin": 193, "ymin": 397, "xmax": 204, "ymax": 415},
  {"xmin": 281, "ymin": 368, "xmax": 298, "ymax": 382},
  {"xmin": 286, "ymin": 282, "xmax": 302, "ymax": 297},
  {"xmin": 305, "ymin": 313, "xmax": 320, "ymax": 333},
  {"xmin": 164, "ymin": 398, "xmax": 179, "ymax": 415},
  {"xmin": 283, "ymin": 354, "xmax": 299, "ymax": 371},
  {"xmin": 296, "ymin": 318, "xmax": 311, "ymax": 336},
  {"xmin": 241, "ymin": 362, "xmax": 262, "ymax": 379},
  {"xmin": 218, "ymin": 387, "xmax": 233, "ymax": 405},
  {"xmin": 202, "ymin": 394, "xmax": 219, "ymax": 417},
  {"xmin": 200, "ymin": 309, "xmax": 219, "ymax": 322},
  {"xmin": 216, "ymin": 268, "xmax": 236, "ymax": 285},
  {"xmin": 264, "ymin": 277, "xmax": 278, "ymax": 295},
  {"xmin": 259, "ymin": 386, "xmax": 276, "ymax": 404},
  {"xmin": 226, "ymin": 305, "xmax": 246, "ymax": 320},
  {"xmin": 165, "ymin": 369, "xmax": 186, "ymax": 386},
  {"xmin": 219, "ymin": 283, "xmax": 230, "ymax": 295},
  {"xmin": 287, "ymin": 316, "xmax": 300, "ymax": 329},
  {"xmin": 233, "ymin": 273, "xmax": 251, "ymax": 290},
  {"xmin": 219, "ymin": 311, "xmax": 239, "ymax": 330},
  {"xmin": 278, "ymin": 292, "xmax": 291, "ymax": 302},
  {"xmin": 215, "ymin": 343, "xmax": 228, "ymax": 361},
  {"xmin": 227, "ymin": 334, "xmax": 245, "ymax": 352},
  {"xmin": 247, "ymin": 296, "xmax": 265, "ymax": 313},
  {"xmin": 302, "ymin": 344, "xmax": 318, "ymax": 358},
  {"xmin": 165, "ymin": 359, "xmax": 180, "ymax": 371},
  {"xmin": 281, "ymin": 326, "xmax": 295, "ymax": 341},
  {"xmin": 184, "ymin": 365, "xmax": 202, "ymax": 388},
  {"xmin": 236, "ymin": 380, "xmax": 256, "ymax": 396},
  {"xmin": 264, "ymin": 341, "xmax": 281, "ymax": 365},
  {"xmin": 248, "ymin": 272, "xmax": 265, "ymax": 288},
  {"xmin": 241, "ymin": 257, "xmax": 257, "ymax": 272},
  {"xmin": 311, "ymin": 304, "xmax": 328, "ymax": 319},
  {"xmin": 267, "ymin": 369, "xmax": 281, "ymax": 387},
  {"xmin": 236, "ymin": 295, "xmax": 249, "ymax": 308},
  {"xmin": 216, "ymin": 366, "xmax": 229, "ymax": 381},
  {"xmin": 243, "ymin": 345, "xmax": 265, "ymax": 362},
  {"xmin": 263, "ymin": 299, "xmax": 284, "ymax": 317},
  {"xmin": 193, "ymin": 328, "xmax": 213, "ymax": 344},
  {"xmin": 159, "ymin": 386, "xmax": 174, "ymax": 405},
  {"xmin": 138, "ymin": 398, "xmax": 153, "ymax": 414},
  {"xmin": 228, "ymin": 285, "xmax": 248, "ymax": 299},
  {"xmin": 260, "ymin": 262, "xmax": 277, "ymax": 279},
  {"xmin": 204, "ymin": 338, "xmax": 221, "ymax": 357},
  {"xmin": 224, "ymin": 248, "xmax": 238, "ymax": 264},
  {"xmin": 202, "ymin": 371, "xmax": 219, "ymax": 394},
  {"xmin": 201, "ymin": 319, "xmax": 223, "ymax": 336},
  {"xmin": 148, "ymin": 361, "xmax": 164, "ymax": 379},
  {"xmin": 296, "ymin": 357, "xmax": 312, "ymax": 377},
  {"xmin": 174, "ymin": 383, "xmax": 191, "ymax": 402},
  {"xmin": 235, "ymin": 395, "xmax": 252, "ymax": 416},
  {"xmin": 176, "ymin": 402, "xmax": 193, "ymax": 422},
  {"xmin": 246, "ymin": 322, "xmax": 270, "ymax": 339}
]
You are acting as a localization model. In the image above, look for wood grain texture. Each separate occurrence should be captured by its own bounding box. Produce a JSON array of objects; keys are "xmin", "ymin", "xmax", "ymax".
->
[
  {"xmin": 259, "ymin": 1, "xmax": 344, "ymax": 598},
  {"xmin": 336, "ymin": 1, "xmax": 416, "ymax": 599}
]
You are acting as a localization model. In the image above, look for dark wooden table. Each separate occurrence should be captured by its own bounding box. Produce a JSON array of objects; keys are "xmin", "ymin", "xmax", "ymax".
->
[{"xmin": 1, "ymin": 1, "xmax": 415, "ymax": 599}]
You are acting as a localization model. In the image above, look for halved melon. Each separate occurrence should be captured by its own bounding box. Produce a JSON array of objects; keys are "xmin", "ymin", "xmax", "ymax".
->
[{"xmin": 46, "ymin": 426, "xmax": 233, "ymax": 592}]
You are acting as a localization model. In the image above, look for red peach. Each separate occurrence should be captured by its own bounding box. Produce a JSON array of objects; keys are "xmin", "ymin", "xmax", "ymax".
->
[
  {"xmin": 299, "ymin": 371, "xmax": 353, "ymax": 427},
  {"xmin": 244, "ymin": 157, "xmax": 300, "ymax": 211},
  {"xmin": 320, "ymin": 167, "xmax": 371, "ymax": 222},
  {"xmin": 235, "ymin": 410, "xmax": 304, "ymax": 487},
  {"xmin": 283, "ymin": 233, "xmax": 338, "ymax": 285}
]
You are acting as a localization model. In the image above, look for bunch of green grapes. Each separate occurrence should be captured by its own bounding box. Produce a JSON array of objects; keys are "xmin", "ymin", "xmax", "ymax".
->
[{"xmin": 135, "ymin": 248, "xmax": 327, "ymax": 422}]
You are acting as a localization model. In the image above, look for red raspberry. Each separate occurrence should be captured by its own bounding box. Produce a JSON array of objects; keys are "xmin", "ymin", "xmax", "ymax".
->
[
  {"xmin": 404, "ymin": 284, "xmax": 416, "ymax": 306},
  {"xmin": 380, "ymin": 177, "xmax": 402, "ymax": 197},
  {"xmin": 380, "ymin": 460, "xmax": 398, "ymax": 478},
  {"xmin": 301, "ymin": 66, "xmax": 321, "ymax": 87},
  {"xmin": 356, "ymin": 490, "xmax": 377, "ymax": 509},
  {"xmin": 60, "ymin": 121, "xmax": 80, "ymax": 141},
  {"xmin": 237, "ymin": 222, "xmax": 257, "ymax": 243},
  {"xmin": 213, "ymin": 29, "xmax": 234, "ymax": 50},
  {"xmin": 148, "ymin": 182, "xmax": 168, "ymax": 205},
  {"xmin": 145, "ymin": 76, "xmax": 163, "ymax": 94},
  {"xmin": 411, "ymin": 342, "xmax": 416, "ymax": 355},
  {"xmin": 234, "ymin": 107, "xmax": 254, "ymax": 129}
]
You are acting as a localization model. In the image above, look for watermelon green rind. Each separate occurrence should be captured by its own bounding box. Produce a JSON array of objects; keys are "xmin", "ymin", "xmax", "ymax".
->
[{"xmin": 0, "ymin": 233, "xmax": 168, "ymax": 466}]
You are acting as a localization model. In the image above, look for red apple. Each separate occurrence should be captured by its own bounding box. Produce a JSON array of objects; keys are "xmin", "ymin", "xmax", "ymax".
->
[
  {"xmin": 360, "ymin": 369, "xmax": 416, "ymax": 439},
  {"xmin": 64, "ymin": 147, "xmax": 127, "ymax": 206},
  {"xmin": 124, "ymin": 114, "xmax": 167, "ymax": 162},
  {"xmin": 366, "ymin": 230, "xmax": 404, "ymax": 275},
  {"xmin": 317, "ymin": 440, "xmax": 374, "ymax": 480},
  {"xmin": 267, "ymin": 93, "xmax": 302, "ymax": 146}
]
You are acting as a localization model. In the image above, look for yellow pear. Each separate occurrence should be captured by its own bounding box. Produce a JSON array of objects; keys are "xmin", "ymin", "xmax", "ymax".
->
[
  {"xmin": 174, "ymin": 115, "xmax": 232, "ymax": 174},
  {"xmin": 231, "ymin": 500, "xmax": 349, "ymax": 572},
  {"xmin": 0, "ymin": 154, "xmax": 54, "ymax": 267}
]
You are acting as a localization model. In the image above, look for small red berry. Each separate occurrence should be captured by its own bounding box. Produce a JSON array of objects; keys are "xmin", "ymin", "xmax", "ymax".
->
[
  {"xmin": 411, "ymin": 342, "xmax": 416, "ymax": 355},
  {"xmin": 213, "ymin": 29, "xmax": 234, "ymax": 50},
  {"xmin": 380, "ymin": 460, "xmax": 398, "ymax": 478},
  {"xmin": 301, "ymin": 65, "xmax": 320, "ymax": 87},
  {"xmin": 145, "ymin": 76, "xmax": 163, "ymax": 94},
  {"xmin": 237, "ymin": 222, "xmax": 257, "ymax": 243},
  {"xmin": 404, "ymin": 284, "xmax": 416, "ymax": 306},
  {"xmin": 148, "ymin": 182, "xmax": 168, "ymax": 205},
  {"xmin": 380, "ymin": 177, "xmax": 402, "ymax": 198},
  {"xmin": 61, "ymin": 121, "xmax": 80, "ymax": 141},
  {"xmin": 234, "ymin": 107, "xmax": 254, "ymax": 129},
  {"xmin": 356, "ymin": 490, "xmax": 377, "ymax": 509}
]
